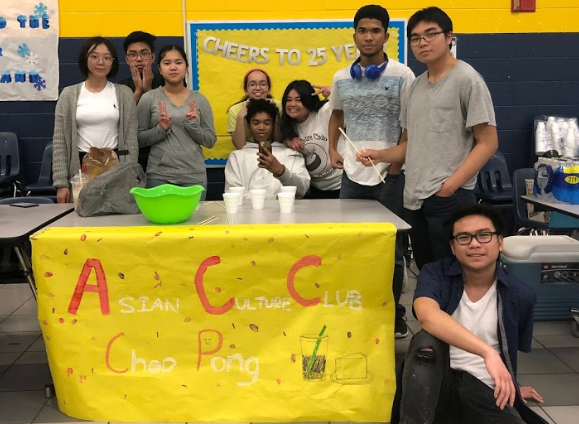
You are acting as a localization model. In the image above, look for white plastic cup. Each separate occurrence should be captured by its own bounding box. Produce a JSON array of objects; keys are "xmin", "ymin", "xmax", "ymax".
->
[
  {"xmin": 70, "ymin": 173, "xmax": 88, "ymax": 210},
  {"xmin": 229, "ymin": 187, "xmax": 246, "ymax": 205},
  {"xmin": 223, "ymin": 192, "xmax": 240, "ymax": 214},
  {"xmin": 277, "ymin": 192, "xmax": 295, "ymax": 214},
  {"xmin": 280, "ymin": 185, "xmax": 297, "ymax": 194},
  {"xmin": 249, "ymin": 189, "xmax": 266, "ymax": 210}
]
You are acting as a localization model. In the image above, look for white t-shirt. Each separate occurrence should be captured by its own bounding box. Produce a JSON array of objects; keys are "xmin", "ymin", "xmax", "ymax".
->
[
  {"xmin": 450, "ymin": 281, "xmax": 500, "ymax": 388},
  {"xmin": 76, "ymin": 81, "xmax": 120, "ymax": 152},
  {"xmin": 295, "ymin": 102, "xmax": 343, "ymax": 191}
]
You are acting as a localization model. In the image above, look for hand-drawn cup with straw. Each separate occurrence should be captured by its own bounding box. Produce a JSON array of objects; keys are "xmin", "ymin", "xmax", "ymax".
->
[{"xmin": 300, "ymin": 325, "xmax": 327, "ymax": 381}]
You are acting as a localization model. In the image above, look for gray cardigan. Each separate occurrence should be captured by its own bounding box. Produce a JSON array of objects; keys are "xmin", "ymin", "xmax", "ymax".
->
[{"xmin": 52, "ymin": 82, "xmax": 138, "ymax": 188}]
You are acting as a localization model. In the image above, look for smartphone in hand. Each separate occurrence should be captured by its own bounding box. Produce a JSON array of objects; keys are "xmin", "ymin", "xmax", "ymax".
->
[{"xmin": 259, "ymin": 141, "xmax": 272, "ymax": 155}]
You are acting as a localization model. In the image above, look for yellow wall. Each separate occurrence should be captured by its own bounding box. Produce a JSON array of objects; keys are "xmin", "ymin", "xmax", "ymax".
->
[{"xmin": 60, "ymin": 0, "xmax": 577, "ymax": 37}]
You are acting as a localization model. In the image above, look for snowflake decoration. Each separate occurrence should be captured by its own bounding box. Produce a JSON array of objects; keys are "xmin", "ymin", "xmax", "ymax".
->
[
  {"xmin": 34, "ymin": 3, "xmax": 48, "ymax": 17},
  {"xmin": 17, "ymin": 44, "xmax": 30, "ymax": 57},
  {"xmin": 34, "ymin": 77, "xmax": 47, "ymax": 91},
  {"xmin": 25, "ymin": 54, "xmax": 39, "ymax": 65}
]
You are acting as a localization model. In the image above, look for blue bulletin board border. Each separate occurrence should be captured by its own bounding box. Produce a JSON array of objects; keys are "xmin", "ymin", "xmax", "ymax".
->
[{"xmin": 187, "ymin": 20, "xmax": 407, "ymax": 167}]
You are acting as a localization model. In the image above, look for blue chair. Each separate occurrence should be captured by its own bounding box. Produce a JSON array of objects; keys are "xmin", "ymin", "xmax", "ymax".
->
[
  {"xmin": 25, "ymin": 142, "xmax": 56, "ymax": 198},
  {"xmin": 0, "ymin": 132, "xmax": 24, "ymax": 196},
  {"xmin": 476, "ymin": 150, "xmax": 514, "ymax": 203},
  {"xmin": 512, "ymin": 168, "xmax": 549, "ymax": 235}
]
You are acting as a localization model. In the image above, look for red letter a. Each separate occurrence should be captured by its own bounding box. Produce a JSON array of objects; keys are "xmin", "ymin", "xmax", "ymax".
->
[{"xmin": 68, "ymin": 259, "xmax": 110, "ymax": 315}]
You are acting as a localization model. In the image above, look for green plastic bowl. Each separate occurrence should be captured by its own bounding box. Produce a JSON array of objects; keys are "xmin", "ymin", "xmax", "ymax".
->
[{"xmin": 130, "ymin": 184, "xmax": 205, "ymax": 224}]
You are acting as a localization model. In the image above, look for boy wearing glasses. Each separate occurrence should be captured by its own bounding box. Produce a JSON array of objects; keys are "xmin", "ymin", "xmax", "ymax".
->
[
  {"xmin": 392, "ymin": 204, "xmax": 545, "ymax": 424},
  {"xmin": 356, "ymin": 7, "xmax": 498, "ymax": 271},
  {"xmin": 118, "ymin": 31, "xmax": 165, "ymax": 104},
  {"xmin": 118, "ymin": 31, "xmax": 165, "ymax": 171}
]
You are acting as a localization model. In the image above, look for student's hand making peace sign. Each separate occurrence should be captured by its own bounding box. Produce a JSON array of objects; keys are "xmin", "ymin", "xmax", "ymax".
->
[
  {"xmin": 185, "ymin": 100, "xmax": 199, "ymax": 120},
  {"xmin": 158, "ymin": 100, "xmax": 173, "ymax": 131}
]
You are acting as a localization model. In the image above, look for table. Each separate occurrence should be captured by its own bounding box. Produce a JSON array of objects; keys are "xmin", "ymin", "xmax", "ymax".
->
[
  {"xmin": 32, "ymin": 199, "xmax": 408, "ymax": 422},
  {"xmin": 522, "ymin": 195, "xmax": 579, "ymax": 220},
  {"xmin": 0, "ymin": 203, "xmax": 73, "ymax": 297},
  {"xmin": 49, "ymin": 198, "xmax": 412, "ymax": 230}
]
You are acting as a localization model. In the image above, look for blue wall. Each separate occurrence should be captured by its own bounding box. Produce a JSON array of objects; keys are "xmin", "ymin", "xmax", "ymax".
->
[{"xmin": 1, "ymin": 33, "xmax": 578, "ymax": 194}]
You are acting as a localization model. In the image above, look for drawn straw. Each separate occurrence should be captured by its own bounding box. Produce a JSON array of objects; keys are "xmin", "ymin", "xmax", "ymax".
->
[
  {"xmin": 338, "ymin": 127, "xmax": 385, "ymax": 184},
  {"xmin": 305, "ymin": 324, "xmax": 327, "ymax": 373}
]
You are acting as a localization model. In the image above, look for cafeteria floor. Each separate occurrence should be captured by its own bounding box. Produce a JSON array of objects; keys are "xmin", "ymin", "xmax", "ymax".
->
[{"xmin": 1, "ymin": 263, "xmax": 579, "ymax": 424}]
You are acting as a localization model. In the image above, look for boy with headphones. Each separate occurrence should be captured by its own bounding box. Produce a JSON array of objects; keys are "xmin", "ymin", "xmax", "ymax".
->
[{"xmin": 328, "ymin": 4, "xmax": 415, "ymax": 338}]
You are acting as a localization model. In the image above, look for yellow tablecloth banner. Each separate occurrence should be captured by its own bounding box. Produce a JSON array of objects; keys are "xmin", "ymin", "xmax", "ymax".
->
[{"xmin": 32, "ymin": 223, "xmax": 397, "ymax": 422}]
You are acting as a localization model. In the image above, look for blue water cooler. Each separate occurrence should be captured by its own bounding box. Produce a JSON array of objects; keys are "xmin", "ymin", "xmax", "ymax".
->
[{"xmin": 500, "ymin": 236, "xmax": 579, "ymax": 320}]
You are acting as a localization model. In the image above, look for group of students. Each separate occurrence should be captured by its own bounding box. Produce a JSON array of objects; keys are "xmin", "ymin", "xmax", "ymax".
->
[
  {"xmin": 52, "ymin": 33, "xmax": 216, "ymax": 202},
  {"xmin": 51, "ymin": 31, "xmax": 340, "ymax": 205},
  {"xmin": 50, "ymin": 3, "xmax": 548, "ymax": 423}
]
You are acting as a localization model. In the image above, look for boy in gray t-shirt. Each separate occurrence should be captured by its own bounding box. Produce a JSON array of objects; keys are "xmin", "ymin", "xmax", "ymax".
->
[{"xmin": 355, "ymin": 6, "xmax": 498, "ymax": 270}]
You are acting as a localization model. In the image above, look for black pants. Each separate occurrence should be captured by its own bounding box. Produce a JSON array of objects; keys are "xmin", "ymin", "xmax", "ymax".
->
[
  {"xmin": 404, "ymin": 189, "xmax": 476, "ymax": 270},
  {"xmin": 392, "ymin": 330, "xmax": 525, "ymax": 424},
  {"xmin": 304, "ymin": 185, "xmax": 340, "ymax": 199}
]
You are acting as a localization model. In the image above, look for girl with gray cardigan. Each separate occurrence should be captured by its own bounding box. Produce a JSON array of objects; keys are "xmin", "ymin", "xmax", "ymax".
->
[
  {"xmin": 52, "ymin": 36, "xmax": 138, "ymax": 204},
  {"xmin": 137, "ymin": 44, "xmax": 216, "ymax": 200}
]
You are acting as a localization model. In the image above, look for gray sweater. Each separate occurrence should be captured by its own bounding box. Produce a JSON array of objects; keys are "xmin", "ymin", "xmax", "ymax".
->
[
  {"xmin": 137, "ymin": 87, "xmax": 216, "ymax": 184},
  {"xmin": 52, "ymin": 82, "xmax": 138, "ymax": 188}
]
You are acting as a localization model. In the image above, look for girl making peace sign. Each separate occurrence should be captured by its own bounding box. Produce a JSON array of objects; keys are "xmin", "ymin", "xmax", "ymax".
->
[{"xmin": 137, "ymin": 44, "xmax": 216, "ymax": 199}]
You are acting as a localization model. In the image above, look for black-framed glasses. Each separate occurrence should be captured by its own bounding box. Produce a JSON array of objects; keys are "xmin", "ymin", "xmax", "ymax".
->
[
  {"xmin": 453, "ymin": 232, "xmax": 498, "ymax": 245},
  {"xmin": 127, "ymin": 51, "xmax": 152, "ymax": 60},
  {"xmin": 409, "ymin": 31, "xmax": 445, "ymax": 46}
]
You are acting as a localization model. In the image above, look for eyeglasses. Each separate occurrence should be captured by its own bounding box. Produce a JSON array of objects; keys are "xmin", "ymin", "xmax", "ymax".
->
[
  {"xmin": 409, "ymin": 31, "xmax": 445, "ymax": 46},
  {"xmin": 127, "ymin": 51, "xmax": 152, "ymax": 60},
  {"xmin": 88, "ymin": 53, "xmax": 114, "ymax": 64},
  {"xmin": 453, "ymin": 232, "xmax": 498, "ymax": 245},
  {"xmin": 247, "ymin": 81, "xmax": 268, "ymax": 89}
]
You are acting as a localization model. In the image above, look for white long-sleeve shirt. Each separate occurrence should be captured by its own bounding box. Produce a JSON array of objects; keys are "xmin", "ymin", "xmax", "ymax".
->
[{"xmin": 225, "ymin": 142, "xmax": 310, "ymax": 199}]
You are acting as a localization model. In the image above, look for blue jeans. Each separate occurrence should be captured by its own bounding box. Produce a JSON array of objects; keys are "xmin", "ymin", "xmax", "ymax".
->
[
  {"xmin": 340, "ymin": 172, "xmax": 406, "ymax": 319},
  {"xmin": 146, "ymin": 179, "xmax": 208, "ymax": 202},
  {"xmin": 404, "ymin": 189, "xmax": 476, "ymax": 270}
]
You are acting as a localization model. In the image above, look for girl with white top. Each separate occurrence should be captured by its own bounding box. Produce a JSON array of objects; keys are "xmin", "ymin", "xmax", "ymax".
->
[
  {"xmin": 52, "ymin": 36, "xmax": 138, "ymax": 204},
  {"xmin": 280, "ymin": 80, "xmax": 343, "ymax": 198}
]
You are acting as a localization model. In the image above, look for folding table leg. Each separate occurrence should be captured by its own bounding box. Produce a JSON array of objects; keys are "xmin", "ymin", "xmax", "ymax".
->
[{"xmin": 13, "ymin": 247, "xmax": 37, "ymax": 300}]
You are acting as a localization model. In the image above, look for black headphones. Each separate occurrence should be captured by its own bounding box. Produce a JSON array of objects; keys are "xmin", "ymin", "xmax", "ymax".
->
[{"xmin": 350, "ymin": 53, "xmax": 388, "ymax": 80}]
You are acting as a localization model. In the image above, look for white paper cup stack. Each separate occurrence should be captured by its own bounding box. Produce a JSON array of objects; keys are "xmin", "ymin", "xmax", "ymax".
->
[
  {"xmin": 277, "ymin": 191, "xmax": 295, "ymax": 213},
  {"xmin": 280, "ymin": 186, "xmax": 297, "ymax": 194},
  {"xmin": 250, "ymin": 189, "xmax": 266, "ymax": 210},
  {"xmin": 223, "ymin": 192, "xmax": 240, "ymax": 214},
  {"xmin": 228, "ymin": 187, "xmax": 246, "ymax": 205}
]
